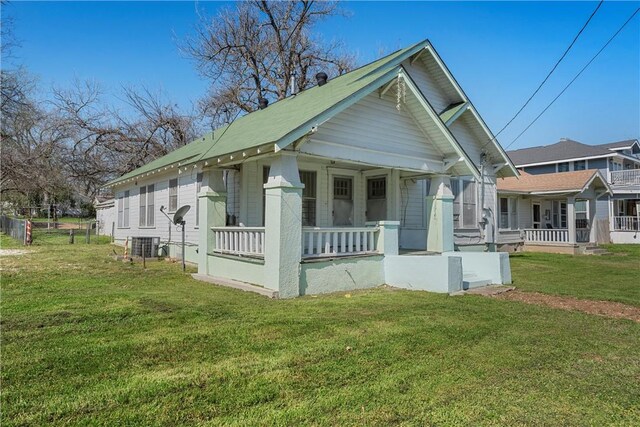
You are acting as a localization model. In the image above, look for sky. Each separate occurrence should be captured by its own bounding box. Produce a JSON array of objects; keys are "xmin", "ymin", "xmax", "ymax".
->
[{"xmin": 3, "ymin": 1, "xmax": 639, "ymax": 151}]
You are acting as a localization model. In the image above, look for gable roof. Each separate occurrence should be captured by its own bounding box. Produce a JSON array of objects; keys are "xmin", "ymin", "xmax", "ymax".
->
[
  {"xmin": 497, "ymin": 169, "xmax": 611, "ymax": 195},
  {"xmin": 507, "ymin": 138, "xmax": 640, "ymax": 166},
  {"xmin": 107, "ymin": 40, "xmax": 516, "ymax": 187}
]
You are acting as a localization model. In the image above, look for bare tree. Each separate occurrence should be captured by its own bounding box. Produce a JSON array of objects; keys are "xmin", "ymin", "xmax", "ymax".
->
[{"xmin": 182, "ymin": 0, "xmax": 354, "ymax": 126}]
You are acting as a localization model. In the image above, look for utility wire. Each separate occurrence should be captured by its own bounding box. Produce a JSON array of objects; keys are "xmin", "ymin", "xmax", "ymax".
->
[
  {"xmin": 504, "ymin": 7, "xmax": 640, "ymax": 151},
  {"xmin": 480, "ymin": 0, "xmax": 604, "ymax": 152},
  {"xmin": 195, "ymin": 15, "xmax": 307, "ymax": 164}
]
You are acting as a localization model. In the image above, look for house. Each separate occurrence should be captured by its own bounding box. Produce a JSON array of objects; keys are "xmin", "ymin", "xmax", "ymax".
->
[
  {"xmin": 103, "ymin": 40, "xmax": 517, "ymax": 298},
  {"xmin": 504, "ymin": 138, "xmax": 640, "ymax": 246},
  {"xmin": 496, "ymin": 169, "xmax": 612, "ymax": 254}
]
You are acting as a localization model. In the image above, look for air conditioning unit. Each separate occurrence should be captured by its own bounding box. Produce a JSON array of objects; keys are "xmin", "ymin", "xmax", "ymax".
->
[{"xmin": 131, "ymin": 237, "xmax": 160, "ymax": 258}]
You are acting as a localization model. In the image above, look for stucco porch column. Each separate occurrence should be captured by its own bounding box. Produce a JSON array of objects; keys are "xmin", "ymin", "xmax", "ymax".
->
[
  {"xmin": 264, "ymin": 152, "xmax": 304, "ymax": 298},
  {"xmin": 198, "ymin": 169, "xmax": 227, "ymax": 275},
  {"xmin": 425, "ymin": 175, "xmax": 455, "ymax": 253},
  {"xmin": 567, "ymin": 196, "xmax": 576, "ymax": 245}
]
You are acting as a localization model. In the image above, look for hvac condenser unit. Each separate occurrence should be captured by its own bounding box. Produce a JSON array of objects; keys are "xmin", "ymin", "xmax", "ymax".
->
[{"xmin": 130, "ymin": 237, "xmax": 160, "ymax": 258}]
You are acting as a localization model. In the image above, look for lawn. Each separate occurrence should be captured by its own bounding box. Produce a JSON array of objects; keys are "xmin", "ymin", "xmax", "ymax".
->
[
  {"xmin": 510, "ymin": 244, "xmax": 640, "ymax": 307},
  {"xmin": 1, "ymin": 235, "xmax": 639, "ymax": 426}
]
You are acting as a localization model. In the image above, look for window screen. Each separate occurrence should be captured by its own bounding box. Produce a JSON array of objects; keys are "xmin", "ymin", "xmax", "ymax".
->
[{"xmin": 169, "ymin": 179, "xmax": 178, "ymax": 211}]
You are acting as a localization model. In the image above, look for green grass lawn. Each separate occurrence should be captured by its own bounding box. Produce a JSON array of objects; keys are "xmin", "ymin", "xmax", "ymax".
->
[
  {"xmin": 510, "ymin": 244, "xmax": 640, "ymax": 307},
  {"xmin": 2, "ymin": 235, "xmax": 639, "ymax": 426}
]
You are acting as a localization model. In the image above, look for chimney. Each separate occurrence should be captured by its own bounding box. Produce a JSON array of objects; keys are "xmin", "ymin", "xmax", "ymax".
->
[
  {"xmin": 316, "ymin": 72, "xmax": 328, "ymax": 86},
  {"xmin": 258, "ymin": 97, "xmax": 269, "ymax": 110}
]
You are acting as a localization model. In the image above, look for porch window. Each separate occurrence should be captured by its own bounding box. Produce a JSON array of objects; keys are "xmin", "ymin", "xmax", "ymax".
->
[
  {"xmin": 139, "ymin": 184, "xmax": 155, "ymax": 227},
  {"xmin": 575, "ymin": 200, "xmax": 588, "ymax": 229},
  {"xmin": 117, "ymin": 190, "xmax": 130, "ymax": 228},
  {"xmin": 552, "ymin": 201, "xmax": 567, "ymax": 228},
  {"xmin": 334, "ymin": 177, "xmax": 352, "ymax": 200},
  {"xmin": 451, "ymin": 178, "xmax": 477, "ymax": 228},
  {"xmin": 558, "ymin": 162, "xmax": 570, "ymax": 172},
  {"xmin": 195, "ymin": 173, "xmax": 203, "ymax": 226},
  {"xmin": 574, "ymin": 160, "xmax": 586, "ymax": 171},
  {"xmin": 499, "ymin": 197, "xmax": 517, "ymax": 230},
  {"xmin": 169, "ymin": 178, "xmax": 178, "ymax": 211},
  {"xmin": 300, "ymin": 171, "xmax": 317, "ymax": 226}
]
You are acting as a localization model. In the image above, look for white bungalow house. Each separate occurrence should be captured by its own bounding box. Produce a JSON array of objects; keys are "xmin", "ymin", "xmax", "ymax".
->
[
  {"xmin": 103, "ymin": 40, "xmax": 517, "ymax": 298},
  {"xmin": 496, "ymin": 169, "xmax": 613, "ymax": 254},
  {"xmin": 507, "ymin": 138, "xmax": 640, "ymax": 244}
]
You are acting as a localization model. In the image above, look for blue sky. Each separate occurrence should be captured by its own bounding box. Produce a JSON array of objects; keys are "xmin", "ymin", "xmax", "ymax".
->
[{"xmin": 3, "ymin": 1, "xmax": 639, "ymax": 150}]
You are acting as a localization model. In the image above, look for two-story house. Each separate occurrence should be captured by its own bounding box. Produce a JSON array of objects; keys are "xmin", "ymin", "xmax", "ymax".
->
[{"xmin": 496, "ymin": 138, "xmax": 640, "ymax": 252}]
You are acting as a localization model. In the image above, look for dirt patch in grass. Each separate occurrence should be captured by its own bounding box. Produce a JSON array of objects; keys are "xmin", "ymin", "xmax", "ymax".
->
[
  {"xmin": 0, "ymin": 249, "xmax": 32, "ymax": 256},
  {"xmin": 494, "ymin": 290, "xmax": 640, "ymax": 322}
]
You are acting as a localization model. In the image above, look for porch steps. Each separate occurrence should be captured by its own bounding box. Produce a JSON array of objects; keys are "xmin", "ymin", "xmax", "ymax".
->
[{"xmin": 463, "ymin": 273, "xmax": 493, "ymax": 290}]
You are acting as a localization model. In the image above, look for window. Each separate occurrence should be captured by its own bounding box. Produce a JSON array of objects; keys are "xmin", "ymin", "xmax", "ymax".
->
[
  {"xmin": 574, "ymin": 160, "xmax": 586, "ymax": 171},
  {"xmin": 451, "ymin": 178, "xmax": 477, "ymax": 229},
  {"xmin": 575, "ymin": 200, "xmax": 588, "ymax": 229},
  {"xmin": 169, "ymin": 178, "xmax": 178, "ymax": 211},
  {"xmin": 139, "ymin": 184, "xmax": 155, "ymax": 227},
  {"xmin": 499, "ymin": 197, "xmax": 518, "ymax": 230},
  {"xmin": 367, "ymin": 177, "xmax": 386, "ymax": 199},
  {"xmin": 552, "ymin": 201, "xmax": 567, "ymax": 228},
  {"xmin": 195, "ymin": 173, "xmax": 203, "ymax": 226},
  {"xmin": 117, "ymin": 190, "xmax": 130, "ymax": 228},
  {"xmin": 300, "ymin": 171, "xmax": 317, "ymax": 226},
  {"xmin": 557, "ymin": 162, "xmax": 570, "ymax": 172},
  {"xmin": 333, "ymin": 177, "xmax": 352, "ymax": 200}
]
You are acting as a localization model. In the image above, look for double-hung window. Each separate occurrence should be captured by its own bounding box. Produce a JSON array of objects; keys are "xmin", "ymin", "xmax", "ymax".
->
[
  {"xmin": 574, "ymin": 160, "xmax": 586, "ymax": 171},
  {"xmin": 552, "ymin": 201, "xmax": 567, "ymax": 228},
  {"xmin": 557, "ymin": 162, "xmax": 570, "ymax": 172},
  {"xmin": 451, "ymin": 178, "xmax": 477, "ymax": 229},
  {"xmin": 499, "ymin": 197, "xmax": 518, "ymax": 230},
  {"xmin": 117, "ymin": 190, "xmax": 130, "ymax": 228},
  {"xmin": 139, "ymin": 184, "xmax": 155, "ymax": 227},
  {"xmin": 169, "ymin": 178, "xmax": 178, "ymax": 211},
  {"xmin": 195, "ymin": 173, "xmax": 203, "ymax": 227}
]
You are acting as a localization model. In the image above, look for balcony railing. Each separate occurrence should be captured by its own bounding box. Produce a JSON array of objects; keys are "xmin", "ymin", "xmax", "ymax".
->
[
  {"xmin": 524, "ymin": 229, "xmax": 569, "ymax": 244},
  {"xmin": 211, "ymin": 227, "xmax": 265, "ymax": 257},
  {"xmin": 612, "ymin": 216, "xmax": 639, "ymax": 231},
  {"xmin": 302, "ymin": 226, "xmax": 379, "ymax": 258},
  {"xmin": 610, "ymin": 170, "xmax": 640, "ymax": 187}
]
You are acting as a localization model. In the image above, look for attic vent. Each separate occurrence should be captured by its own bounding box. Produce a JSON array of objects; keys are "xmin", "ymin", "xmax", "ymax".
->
[
  {"xmin": 258, "ymin": 98, "xmax": 269, "ymax": 110},
  {"xmin": 316, "ymin": 72, "xmax": 328, "ymax": 86}
]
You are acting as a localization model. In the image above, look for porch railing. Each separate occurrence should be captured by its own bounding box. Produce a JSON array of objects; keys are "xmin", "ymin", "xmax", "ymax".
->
[
  {"xmin": 302, "ymin": 226, "xmax": 379, "ymax": 258},
  {"xmin": 211, "ymin": 227, "xmax": 265, "ymax": 257},
  {"xmin": 613, "ymin": 216, "xmax": 639, "ymax": 231},
  {"xmin": 610, "ymin": 170, "xmax": 640, "ymax": 187},
  {"xmin": 524, "ymin": 228, "xmax": 569, "ymax": 244}
]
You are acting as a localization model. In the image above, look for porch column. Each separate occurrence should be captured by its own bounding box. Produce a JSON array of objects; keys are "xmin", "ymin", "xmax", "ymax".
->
[
  {"xmin": 588, "ymin": 198, "xmax": 597, "ymax": 243},
  {"xmin": 567, "ymin": 196, "xmax": 576, "ymax": 244},
  {"xmin": 264, "ymin": 152, "xmax": 304, "ymax": 298},
  {"xmin": 198, "ymin": 169, "xmax": 227, "ymax": 275},
  {"xmin": 425, "ymin": 175, "xmax": 455, "ymax": 253}
]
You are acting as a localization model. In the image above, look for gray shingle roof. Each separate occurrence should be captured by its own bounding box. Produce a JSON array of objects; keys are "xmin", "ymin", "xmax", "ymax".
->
[{"xmin": 506, "ymin": 138, "xmax": 639, "ymax": 166}]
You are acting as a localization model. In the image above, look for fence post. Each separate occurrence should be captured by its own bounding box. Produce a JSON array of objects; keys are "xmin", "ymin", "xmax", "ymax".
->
[
  {"xmin": 69, "ymin": 229, "xmax": 74, "ymax": 244},
  {"xmin": 85, "ymin": 223, "xmax": 90, "ymax": 244},
  {"xmin": 111, "ymin": 222, "xmax": 115, "ymax": 243}
]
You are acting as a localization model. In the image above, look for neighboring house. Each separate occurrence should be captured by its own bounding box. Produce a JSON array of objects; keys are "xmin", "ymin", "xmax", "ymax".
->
[
  {"xmin": 496, "ymin": 170, "xmax": 612, "ymax": 254},
  {"xmin": 103, "ymin": 40, "xmax": 517, "ymax": 298},
  {"xmin": 505, "ymin": 138, "xmax": 640, "ymax": 245}
]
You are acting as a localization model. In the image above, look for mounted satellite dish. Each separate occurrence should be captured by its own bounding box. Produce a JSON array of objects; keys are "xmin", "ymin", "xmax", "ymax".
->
[{"xmin": 173, "ymin": 205, "xmax": 191, "ymax": 225}]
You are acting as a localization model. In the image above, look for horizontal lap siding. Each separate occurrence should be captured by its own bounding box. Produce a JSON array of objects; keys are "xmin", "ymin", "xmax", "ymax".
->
[
  {"xmin": 310, "ymin": 92, "xmax": 441, "ymax": 162},
  {"xmin": 402, "ymin": 58, "xmax": 452, "ymax": 114},
  {"xmin": 449, "ymin": 114, "xmax": 482, "ymax": 166},
  {"xmin": 400, "ymin": 178, "xmax": 427, "ymax": 228}
]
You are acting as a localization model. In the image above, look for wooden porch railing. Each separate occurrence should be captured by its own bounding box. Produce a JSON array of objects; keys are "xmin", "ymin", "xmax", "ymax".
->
[
  {"xmin": 211, "ymin": 227, "xmax": 265, "ymax": 257},
  {"xmin": 524, "ymin": 228, "xmax": 569, "ymax": 243},
  {"xmin": 302, "ymin": 226, "xmax": 379, "ymax": 258},
  {"xmin": 610, "ymin": 170, "xmax": 640, "ymax": 186},
  {"xmin": 613, "ymin": 216, "xmax": 639, "ymax": 231}
]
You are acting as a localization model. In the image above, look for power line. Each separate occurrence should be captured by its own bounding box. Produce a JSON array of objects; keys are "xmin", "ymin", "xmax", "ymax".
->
[
  {"xmin": 504, "ymin": 7, "xmax": 640, "ymax": 151},
  {"xmin": 480, "ymin": 0, "xmax": 604, "ymax": 152}
]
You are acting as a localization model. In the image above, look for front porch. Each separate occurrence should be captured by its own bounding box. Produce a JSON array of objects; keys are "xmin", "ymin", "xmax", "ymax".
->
[{"xmin": 196, "ymin": 152, "xmax": 511, "ymax": 298}]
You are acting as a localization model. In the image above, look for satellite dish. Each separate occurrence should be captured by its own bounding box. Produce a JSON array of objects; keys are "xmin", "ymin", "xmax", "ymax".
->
[{"xmin": 173, "ymin": 205, "xmax": 191, "ymax": 225}]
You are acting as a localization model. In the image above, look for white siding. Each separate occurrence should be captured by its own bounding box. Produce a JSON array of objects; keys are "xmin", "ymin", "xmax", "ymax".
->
[
  {"xmin": 400, "ymin": 178, "xmax": 427, "ymax": 228},
  {"xmin": 449, "ymin": 113, "xmax": 483, "ymax": 166},
  {"xmin": 402, "ymin": 58, "xmax": 452, "ymax": 113}
]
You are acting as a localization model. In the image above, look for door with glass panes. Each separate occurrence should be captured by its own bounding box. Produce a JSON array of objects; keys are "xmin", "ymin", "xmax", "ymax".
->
[
  {"xmin": 332, "ymin": 176, "xmax": 353, "ymax": 226},
  {"xmin": 366, "ymin": 176, "xmax": 386, "ymax": 222}
]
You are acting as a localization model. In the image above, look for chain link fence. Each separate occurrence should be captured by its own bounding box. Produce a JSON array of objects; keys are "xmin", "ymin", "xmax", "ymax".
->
[{"xmin": 0, "ymin": 215, "xmax": 27, "ymax": 244}]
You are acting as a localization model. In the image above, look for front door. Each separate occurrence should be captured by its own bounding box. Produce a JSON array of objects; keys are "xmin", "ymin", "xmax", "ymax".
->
[
  {"xmin": 366, "ymin": 176, "xmax": 387, "ymax": 222},
  {"xmin": 532, "ymin": 203, "xmax": 541, "ymax": 229},
  {"xmin": 333, "ymin": 176, "xmax": 353, "ymax": 226}
]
